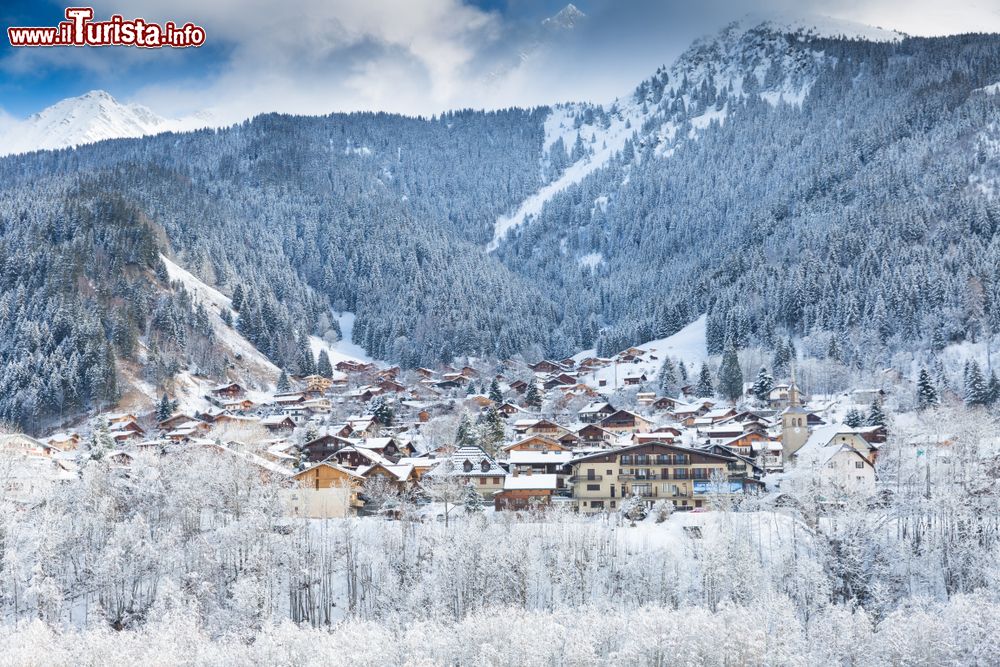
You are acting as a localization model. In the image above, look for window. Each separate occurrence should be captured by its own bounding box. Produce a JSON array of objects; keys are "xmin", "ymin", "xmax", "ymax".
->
[
  {"xmin": 591, "ymin": 501, "xmax": 605, "ymax": 509},
  {"xmin": 610, "ymin": 501, "xmax": 616, "ymax": 508},
  {"xmin": 606, "ymin": 470, "xmax": 613, "ymax": 475},
  {"xmin": 587, "ymin": 469, "xmax": 596, "ymax": 480},
  {"xmin": 587, "ymin": 484, "xmax": 601, "ymax": 491},
  {"xmin": 481, "ymin": 460, "xmax": 490, "ymax": 473},
  {"xmin": 493, "ymin": 477, "xmax": 501, "ymax": 484},
  {"xmin": 855, "ymin": 461, "xmax": 864, "ymax": 469},
  {"xmin": 463, "ymin": 460, "xmax": 473, "ymax": 472}
]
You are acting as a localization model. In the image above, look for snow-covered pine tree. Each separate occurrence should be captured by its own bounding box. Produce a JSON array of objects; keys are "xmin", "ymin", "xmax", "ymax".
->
[
  {"xmin": 866, "ymin": 399, "xmax": 887, "ymax": 428},
  {"xmin": 844, "ymin": 408, "xmax": 864, "ymax": 428},
  {"xmin": 369, "ymin": 396, "xmax": 394, "ymax": 427},
  {"xmin": 658, "ymin": 357, "xmax": 678, "ymax": 395},
  {"xmin": 277, "ymin": 369, "xmax": 290, "ymax": 393},
  {"xmin": 525, "ymin": 382, "xmax": 542, "ymax": 408},
  {"xmin": 916, "ymin": 368, "xmax": 938, "ymax": 409},
  {"xmin": 316, "ymin": 350, "xmax": 333, "ymax": 379},
  {"xmin": 718, "ymin": 345, "xmax": 743, "ymax": 403},
  {"xmin": 965, "ymin": 361, "xmax": 989, "ymax": 406},
  {"xmin": 463, "ymin": 483, "xmax": 485, "ymax": 514},
  {"xmin": 752, "ymin": 367, "xmax": 774, "ymax": 402},
  {"xmin": 455, "ymin": 413, "xmax": 475, "ymax": 447},
  {"xmin": 696, "ymin": 362, "xmax": 714, "ymax": 397},
  {"xmin": 156, "ymin": 393, "xmax": 173, "ymax": 422},
  {"xmin": 488, "ymin": 378, "xmax": 503, "ymax": 404}
]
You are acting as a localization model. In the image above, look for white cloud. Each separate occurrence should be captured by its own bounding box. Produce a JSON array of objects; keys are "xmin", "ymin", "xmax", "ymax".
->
[{"xmin": 6, "ymin": 0, "xmax": 1000, "ymax": 122}]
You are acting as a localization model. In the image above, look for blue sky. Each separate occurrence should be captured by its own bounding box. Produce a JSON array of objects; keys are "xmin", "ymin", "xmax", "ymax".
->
[{"xmin": 2, "ymin": 0, "xmax": 999, "ymax": 122}]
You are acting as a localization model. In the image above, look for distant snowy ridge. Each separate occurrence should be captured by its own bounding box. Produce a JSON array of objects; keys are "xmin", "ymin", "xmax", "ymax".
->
[
  {"xmin": 489, "ymin": 15, "xmax": 893, "ymax": 250},
  {"xmin": 0, "ymin": 90, "xmax": 211, "ymax": 157}
]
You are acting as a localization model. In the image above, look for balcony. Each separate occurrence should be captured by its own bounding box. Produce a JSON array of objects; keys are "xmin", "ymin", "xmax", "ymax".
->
[
  {"xmin": 618, "ymin": 473, "xmax": 661, "ymax": 481},
  {"xmin": 569, "ymin": 474, "xmax": 603, "ymax": 483}
]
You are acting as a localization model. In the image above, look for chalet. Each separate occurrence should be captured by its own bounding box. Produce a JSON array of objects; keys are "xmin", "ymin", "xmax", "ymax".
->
[
  {"xmin": 415, "ymin": 368, "xmax": 437, "ymax": 379},
  {"xmin": 622, "ymin": 372, "xmax": 647, "ymax": 386},
  {"xmin": 394, "ymin": 456, "xmax": 438, "ymax": 480},
  {"xmin": 45, "ymin": 432, "xmax": 81, "ymax": 451},
  {"xmin": 633, "ymin": 428, "xmax": 683, "ymax": 445},
  {"xmin": 458, "ymin": 366, "xmax": 480, "ymax": 379},
  {"xmin": 427, "ymin": 446, "xmax": 506, "ymax": 498},
  {"xmin": 715, "ymin": 431, "xmax": 771, "ymax": 458},
  {"xmin": 275, "ymin": 393, "xmax": 306, "ymax": 407},
  {"xmin": 165, "ymin": 420, "xmax": 212, "ymax": 441},
  {"xmin": 336, "ymin": 360, "xmax": 376, "ymax": 374},
  {"xmin": 376, "ymin": 378, "xmax": 406, "ymax": 393},
  {"xmin": 636, "ymin": 392, "xmax": 656, "ymax": 406},
  {"xmin": 0, "ymin": 434, "xmax": 55, "ymax": 457},
  {"xmin": 327, "ymin": 445, "xmax": 390, "ymax": 470},
  {"xmin": 503, "ymin": 435, "xmax": 567, "ymax": 453},
  {"xmin": 578, "ymin": 401, "xmax": 616, "ymax": 423},
  {"xmin": 209, "ymin": 383, "xmax": 245, "ymax": 399},
  {"xmin": 497, "ymin": 402, "xmax": 525, "ymax": 418},
  {"xmin": 577, "ymin": 357, "xmax": 612, "ymax": 372},
  {"xmin": 286, "ymin": 462, "xmax": 365, "ymax": 518},
  {"xmin": 508, "ymin": 379, "xmax": 529, "ymax": 394},
  {"xmin": 494, "ymin": 473, "xmax": 559, "ymax": 511},
  {"xmin": 359, "ymin": 437, "xmax": 415, "ymax": 461},
  {"xmin": 158, "ymin": 413, "xmax": 198, "ymax": 431},
  {"xmin": 347, "ymin": 415, "xmax": 381, "ymax": 437},
  {"xmin": 599, "ymin": 409, "xmax": 654, "ymax": 435},
  {"xmin": 506, "ymin": 450, "xmax": 573, "ymax": 481},
  {"xmin": 652, "ymin": 396, "xmax": 687, "ymax": 412},
  {"xmin": 301, "ymin": 398, "xmax": 333, "ymax": 414},
  {"xmin": 301, "ymin": 375, "xmax": 335, "ymax": 393},
  {"xmin": 261, "ymin": 415, "xmax": 296, "ymax": 433},
  {"xmin": 210, "ymin": 414, "xmax": 258, "ymax": 428},
  {"xmin": 768, "ymin": 383, "xmax": 808, "ymax": 408},
  {"xmin": 357, "ymin": 462, "xmax": 416, "ymax": 494},
  {"xmin": 543, "ymin": 374, "xmax": 575, "ymax": 390},
  {"xmin": 529, "ymin": 360, "xmax": 566, "ymax": 374},
  {"xmin": 513, "ymin": 418, "xmax": 573, "ymax": 439},
  {"xmin": 301, "ymin": 434, "xmax": 354, "ymax": 462},
  {"xmin": 576, "ymin": 424, "xmax": 619, "ymax": 448},
  {"xmin": 221, "ymin": 398, "xmax": 256, "ymax": 412},
  {"xmin": 344, "ymin": 386, "xmax": 379, "ymax": 403},
  {"xmin": 569, "ymin": 442, "xmax": 736, "ymax": 513},
  {"xmin": 375, "ymin": 367, "xmax": 401, "ymax": 381}
]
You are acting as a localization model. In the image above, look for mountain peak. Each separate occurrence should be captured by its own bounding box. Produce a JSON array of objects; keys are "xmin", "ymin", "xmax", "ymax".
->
[
  {"xmin": 1, "ymin": 91, "xmax": 212, "ymax": 157},
  {"xmin": 542, "ymin": 4, "xmax": 586, "ymax": 31}
]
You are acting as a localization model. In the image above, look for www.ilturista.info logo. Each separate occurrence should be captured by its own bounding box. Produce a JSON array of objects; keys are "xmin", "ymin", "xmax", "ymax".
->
[{"xmin": 8, "ymin": 7, "xmax": 206, "ymax": 48}]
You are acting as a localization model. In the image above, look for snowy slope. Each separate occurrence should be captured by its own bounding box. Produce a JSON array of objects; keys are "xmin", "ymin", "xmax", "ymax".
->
[
  {"xmin": 0, "ymin": 90, "xmax": 210, "ymax": 156},
  {"xmin": 309, "ymin": 312, "xmax": 375, "ymax": 370},
  {"xmin": 159, "ymin": 254, "xmax": 279, "ymax": 379},
  {"xmin": 576, "ymin": 315, "xmax": 708, "ymax": 393}
]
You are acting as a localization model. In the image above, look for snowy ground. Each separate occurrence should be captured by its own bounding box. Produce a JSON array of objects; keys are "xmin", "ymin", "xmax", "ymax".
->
[{"xmin": 309, "ymin": 312, "xmax": 373, "ymax": 367}]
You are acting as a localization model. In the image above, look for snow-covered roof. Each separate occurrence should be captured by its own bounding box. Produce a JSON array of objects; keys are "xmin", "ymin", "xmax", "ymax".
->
[
  {"xmin": 507, "ymin": 450, "xmax": 574, "ymax": 465},
  {"xmin": 503, "ymin": 474, "xmax": 558, "ymax": 491}
]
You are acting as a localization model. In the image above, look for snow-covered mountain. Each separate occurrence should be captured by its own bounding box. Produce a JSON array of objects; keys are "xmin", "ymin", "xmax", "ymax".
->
[
  {"xmin": 541, "ymin": 3, "xmax": 586, "ymax": 32},
  {"xmin": 0, "ymin": 90, "xmax": 211, "ymax": 157}
]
